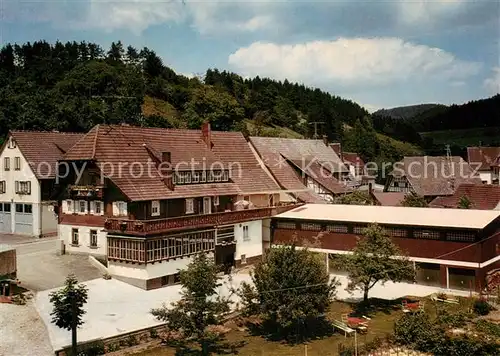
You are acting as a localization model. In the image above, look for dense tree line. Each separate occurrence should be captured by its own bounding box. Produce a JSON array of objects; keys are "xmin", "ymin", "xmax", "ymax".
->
[
  {"xmin": 0, "ymin": 40, "xmax": 367, "ymax": 141},
  {"xmin": 410, "ymin": 95, "xmax": 500, "ymax": 132}
]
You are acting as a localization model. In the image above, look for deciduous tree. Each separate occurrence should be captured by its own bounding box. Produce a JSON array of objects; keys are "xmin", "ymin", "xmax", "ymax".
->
[
  {"xmin": 401, "ymin": 192, "xmax": 428, "ymax": 207},
  {"xmin": 151, "ymin": 253, "xmax": 232, "ymax": 355},
  {"xmin": 49, "ymin": 274, "xmax": 88, "ymax": 356},
  {"xmin": 340, "ymin": 224, "xmax": 415, "ymax": 301},
  {"xmin": 239, "ymin": 245, "xmax": 338, "ymax": 341}
]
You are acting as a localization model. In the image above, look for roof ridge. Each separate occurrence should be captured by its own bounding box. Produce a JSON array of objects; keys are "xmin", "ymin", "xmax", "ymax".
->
[{"xmin": 10, "ymin": 130, "xmax": 84, "ymax": 135}]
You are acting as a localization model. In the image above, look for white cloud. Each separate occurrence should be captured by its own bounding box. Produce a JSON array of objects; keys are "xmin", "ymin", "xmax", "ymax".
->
[
  {"xmin": 228, "ymin": 38, "xmax": 481, "ymax": 88},
  {"xmin": 397, "ymin": 0, "xmax": 465, "ymax": 25},
  {"xmin": 80, "ymin": 0, "xmax": 185, "ymax": 34},
  {"xmin": 484, "ymin": 67, "xmax": 500, "ymax": 95}
]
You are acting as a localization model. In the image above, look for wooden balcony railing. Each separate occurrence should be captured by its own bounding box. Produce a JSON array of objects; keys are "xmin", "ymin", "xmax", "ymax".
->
[{"xmin": 105, "ymin": 204, "xmax": 302, "ymax": 236}]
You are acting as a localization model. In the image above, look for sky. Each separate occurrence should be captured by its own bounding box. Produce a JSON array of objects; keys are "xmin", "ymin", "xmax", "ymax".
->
[{"xmin": 1, "ymin": 0, "xmax": 499, "ymax": 112}]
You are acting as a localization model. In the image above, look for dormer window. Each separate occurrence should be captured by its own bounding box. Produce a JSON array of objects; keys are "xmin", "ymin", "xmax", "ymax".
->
[
  {"xmin": 152, "ymin": 200, "xmax": 160, "ymax": 216},
  {"xmin": 8, "ymin": 137, "xmax": 16, "ymax": 149}
]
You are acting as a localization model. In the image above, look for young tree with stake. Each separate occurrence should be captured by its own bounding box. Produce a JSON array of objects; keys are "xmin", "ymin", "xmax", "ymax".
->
[{"xmin": 49, "ymin": 274, "xmax": 88, "ymax": 356}]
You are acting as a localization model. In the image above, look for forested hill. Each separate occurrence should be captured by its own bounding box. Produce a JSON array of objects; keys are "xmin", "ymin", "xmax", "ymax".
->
[
  {"xmin": 373, "ymin": 104, "xmax": 445, "ymax": 120},
  {"xmin": 0, "ymin": 40, "xmax": 368, "ymax": 142}
]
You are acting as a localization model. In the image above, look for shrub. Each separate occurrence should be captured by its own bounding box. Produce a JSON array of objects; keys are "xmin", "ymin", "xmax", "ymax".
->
[
  {"xmin": 149, "ymin": 328, "xmax": 158, "ymax": 338},
  {"xmin": 473, "ymin": 299, "xmax": 492, "ymax": 316}
]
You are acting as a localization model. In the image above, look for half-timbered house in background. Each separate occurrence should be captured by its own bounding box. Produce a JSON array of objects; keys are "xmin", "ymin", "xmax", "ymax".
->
[
  {"xmin": 385, "ymin": 156, "xmax": 482, "ymax": 201},
  {"xmin": 466, "ymin": 146, "xmax": 500, "ymax": 184}
]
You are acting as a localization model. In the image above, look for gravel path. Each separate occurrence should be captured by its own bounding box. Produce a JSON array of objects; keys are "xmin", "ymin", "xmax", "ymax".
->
[{"xmin": 0, "ymin": 298, "xmax": 53, "ymax": 356}]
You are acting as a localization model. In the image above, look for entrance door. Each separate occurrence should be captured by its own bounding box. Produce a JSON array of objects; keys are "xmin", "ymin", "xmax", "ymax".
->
[
  {"xmin": 203, "ymin": 197, "xmax": 211, "ymax": 214},
  {"xmin": 0, "ymin": 203, "xmax": 12, "ymax": 233}
]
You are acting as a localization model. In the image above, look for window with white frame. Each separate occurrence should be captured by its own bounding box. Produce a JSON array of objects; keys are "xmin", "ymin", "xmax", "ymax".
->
[
  {"xmin": 94, "ymin": 201, "xmax": 103, "ymax": 215},
  {"xmin": 14, "ymin": 157, "xmax": 21, "ymax": 170},
  {"xmin": 8, "ymin": 137, "xmax": 16, "ymax": 149},
  {"xmin": 72, "ymin": 228, "xmax": 79, "ymax": 245},
  {"xmin": 79, "ymin": 201, "xmax": 86, "ymax": 214},
  {"xmin": 152, "ymin": 200, "xmax": 160, "ymax": 216},
  {"xmin": 353, "ymin": 226, "xmax": 365, "ymax": 234},
  {"xmin": 193, "ymin": 171, "xmax": 200, "ymax": 183},
  {"xmin": 90, "ymin": 230, "xmax": 98, "ymax": 247},
  {"xmin": 213, "ymin": 196, "xmax": 219, "ymax": 206},
  {"xmin": 276, "ymin": 221, "xmax": 296, "ymax": 229},
  {"xmin": 301, "ymin": 223, "xmax": 322, "ymax": 231},
  {"xmin": 0, "ymin": 181, "xmax": 5, "ymax": 194},
  {"xmin": 241, "ymin": 254, "xmax": 247, "ymax": 264},
  {"xmin": 326, "ymin": 224, "xmax": 348, "ymax": 233},
  {"xmin": 201, "ymin": 171, "xmax": 207, "ymax": 182},
  {"xmin": 66, "ymin": 200, "xmax": 73, "ymax": 213},
  {"xmin": 243, "ymin": 225, "xmax": 250, "ymax": 241},
  {"xmin": 185, "ymin": 198, "xmax": 194, "ymax": 214},
  {"xmin": 118, "ymin": 201, "xmax": 127, "ymax": 216},
  {"xmin": 15, "ymin": 181, "xmax": 31, "ymax": 194},
  {"xmin": 4, "ymin": 157, "xmax": 10, "ymax": 171}
]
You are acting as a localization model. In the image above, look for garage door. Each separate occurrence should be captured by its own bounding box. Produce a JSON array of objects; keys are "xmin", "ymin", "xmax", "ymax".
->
[
  {"xmin": 14, "ymin": 203, "xmax": 33, "ymax": 235},
  {"xmin": 0, "ymin": 202, "xmax": 12, "ymax": 233}
]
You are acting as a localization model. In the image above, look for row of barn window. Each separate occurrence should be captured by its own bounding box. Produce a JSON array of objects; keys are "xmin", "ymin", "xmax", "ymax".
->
[{"xmin": 275, "ymin": 221, "xmax": 476, "ymax": 243}]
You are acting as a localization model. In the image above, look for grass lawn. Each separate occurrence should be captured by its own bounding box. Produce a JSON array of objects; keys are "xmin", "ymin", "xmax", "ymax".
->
[{"xmin": 131, "ymin": 299, "xmax": 407, "ymax": 356}]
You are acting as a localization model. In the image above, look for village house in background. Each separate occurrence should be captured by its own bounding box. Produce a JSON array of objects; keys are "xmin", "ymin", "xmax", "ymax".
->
[
  {"xmin": 384, "ymin": 156, "xmax": 482, "ymax": 201},
  {"xmin": 249, "ymin": 136, "xmax": 353, "ymax": 204},
  {"xmin": 329, "ymin": 142, "xmax": 367, "ymax": 183},
  {"xmin": 272, "ymin": 204, "xmax": 500, "ymax": 292},
  {"xmin": 56, "ymin": 123, "xmax": 297, "ymax": 289},
  {"xmin": 430, "ymin": 183, "xmax": 500, "ymax": 210},
  {"xmin": 0, "ymin": 131, "xmax": 84, "ymax": 237},
  {"xmin": 466, "ymin": 146, "xmax": 500, "ymax": 185}
]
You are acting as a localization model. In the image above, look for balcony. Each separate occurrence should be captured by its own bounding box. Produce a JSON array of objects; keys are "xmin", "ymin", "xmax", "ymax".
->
[
  {"xmin": 105, "ymin": 204, "xmax": 301, "ymax": 237},
  {"xmin": 68, "ymin": 185, "xmax": 104, "ymax": 199}
]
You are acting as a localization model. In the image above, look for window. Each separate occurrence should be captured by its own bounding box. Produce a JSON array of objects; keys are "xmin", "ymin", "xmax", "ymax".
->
[
  {"xmin": 4, "ymin": 157, "xmax": 10, "ymax": 171},
  {"xmin": 414, "ymin": 229, "xmax": 440, "ymax": 240},
  {"xmin": 241, "ymin": 254, "xmax": 247, "ymax": 265},
  {"xmin": 185, "ymin": 198, "xmax": 194, "ymax": 214},
  {"xmin": 208, "ymin": 171, "xmax": 214, "ymax": 182},
  {"xmin": 3, "ymin": 203, "xmax": 10, "ymax": 212},
  {"xmin": 193, "ymin": 171, "xmax": 200, "ymax": 183},
  {"xmin": 94, "ymin": 201, "xmax": 102, "ymax": 215},
  {"xmin": 72, "ymin": 228, "xmax": 79, "ymax": 246},
  {"xmin": 118, "ymin": 202, "xmax": 127, "ymax": 216},
  {"xmin": 276, "ymin": 221, "xmax": 296, "ymax": 229},
  {"xmin": 16, "ymin": 204, "xmax": 23, "ymax": 213},
  {"xmin": 152, "ymin": 200, "xmax": 160, "ymax": 216},
  {"xmin": 243, "ymin": 195, "xmax": 250, "ymax": 202},
  {"xmin": 213, "ymin": 196, "xmax": 219, "ymax": 206},
  {"xmin": 214, "ymin": 170, "xmax": 222, "ymax": 182},
  {"xmin": 386, "ymin": 228, "xmax": 407, "ymax": 238},
  {"xmin": 8, "ymin": 137, "xmax": 16, "ymax": 149},
  {"xmin": 243, "ymin": 225, "xmax": 250, "ymax": 241},
  {"xmin": 301, "ymin": 223, "xmax": 322, "ymax": 231},
  {"xmin": 23, "ymin": 204, "xmax": 32, "ymax": 214},
  {"xmin": 66, "ymin": 200, "xmax": 73, "ymax": 213},
  {"xmin": 15, "ymin": 181, "xmax": 31, "ymax": 194},
  {"xmin": 326, "ymin": 224, "xmax": 348, "ymax": 233},
  {"xmin": 0, "ymin": 181, "xmax": 5, "ymax": 194},
  {"xmin": 14, "ymin": 157, "xmax": 20, "ymax": 170},
  {"xmin": 201, "ymin": 171, "xmax": 207, "ymax": 182},
  {"xmin": 79, "ymin": 201, "xmax": 86, "ymax": 214},
  {"xmin": 90, "ymin": 230, "xmax": 98, "ymax": 247},
  {"xmin": 223, "ymin": 170, "xmax": 229, "ymax": 181},
  {"xmin": 185, "ymin": 172, "xmax": 192, "ymax": 184},
  {"xmin": 446, "ymin": 231, "xmax": 475, "ymax": 242},
  {"xmin": 353, "ymin": 226, "xmax": 365, "ymax": 234}
]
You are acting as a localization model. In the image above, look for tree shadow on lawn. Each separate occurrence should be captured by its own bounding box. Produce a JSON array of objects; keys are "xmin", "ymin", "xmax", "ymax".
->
[
  {"xmin": 245, "ymin": 316, "xmax": 335, "ymax": 345},
  {"xmin": 346, "ymin": 297, "xmax": 417, "ymax": 317},
  {"xmin": 165, "ymin": 336, "xmax": 246, "ymax": 356}
]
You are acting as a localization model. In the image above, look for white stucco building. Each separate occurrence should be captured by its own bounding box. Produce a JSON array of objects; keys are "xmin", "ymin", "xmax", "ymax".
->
[{"xmin": 0, "ymin": 131, "xmax": 83, "ymax": 237}]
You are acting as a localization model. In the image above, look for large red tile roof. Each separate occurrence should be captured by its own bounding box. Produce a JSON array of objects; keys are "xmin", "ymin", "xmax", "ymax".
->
[
  {"xmin": 467, "ymin": 147, "xmax": 500, "ymax": 171},
  {"xmin": 430, "ymin": 183, "xmax": 500, "ymax": 210},
  {"xmin": 8, "ymin": 131, "xmax": 84, "ymax": 179},
  {"xmin": 62, "ymin": 125, "xmax": 280, "ymax": 201},
  {"xmin": 249, "ymin": 137, "xmax": 347, "ymax": 203}
]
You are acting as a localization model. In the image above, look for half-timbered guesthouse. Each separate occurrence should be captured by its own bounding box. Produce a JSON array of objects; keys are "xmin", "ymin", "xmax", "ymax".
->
[{"xmin": 55, "ymin": 123, "xmax": 296, "ymax": 289}]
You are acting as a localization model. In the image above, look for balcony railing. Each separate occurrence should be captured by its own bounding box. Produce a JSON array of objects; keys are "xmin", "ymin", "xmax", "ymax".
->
[
  {"xmin": 68, "ymin": 185, "xmax": 105, "ymax": 199},
  {"xmin": 105, "ymin": 204, "xmax": 301, "ymax": 236}
]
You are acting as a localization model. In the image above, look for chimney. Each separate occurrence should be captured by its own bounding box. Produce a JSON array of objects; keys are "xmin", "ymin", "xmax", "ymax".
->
[
  {"xmin": 161, "ymin": 151, "xmax": 171, "ymax": 163},
  {"xmin": 369, "ymin": 182, "xmax": 373, "ymax": 195},
  {"xmin": 160, "ymin": 151, "xmax": 173, "ymax": 190},
  {"xmin": 201, "ymin": 122, "xmax": 212, "ymax": 150},
  {"xmin": 322, "ymin": 135, "xmax": 328, "ymax": 146}
]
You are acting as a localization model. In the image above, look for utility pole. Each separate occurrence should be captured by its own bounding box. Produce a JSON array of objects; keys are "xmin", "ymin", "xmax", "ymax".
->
[
  {"xmin": 309, "ymin": 121, "xmax": 324, "ymax": 139},
  {"xmin": 354, "ymin": 330, "xmax": 358, "ymax": 356}
]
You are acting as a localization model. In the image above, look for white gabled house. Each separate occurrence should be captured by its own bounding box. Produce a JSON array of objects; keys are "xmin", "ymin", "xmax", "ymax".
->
[{"xmin": 0, "ymin": 131, "xmax": 83, "ymax": 237}]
